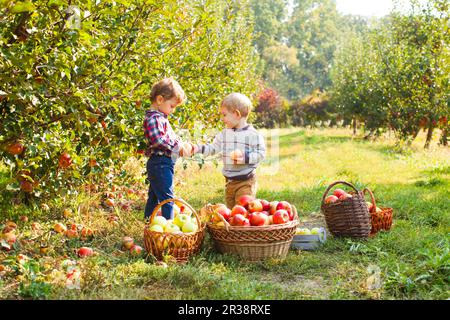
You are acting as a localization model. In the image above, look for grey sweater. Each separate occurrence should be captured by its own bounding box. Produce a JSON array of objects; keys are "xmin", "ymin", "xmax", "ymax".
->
[{"xmin": 196, "ymin": 125, "xmax": 266, "ymax": 180}]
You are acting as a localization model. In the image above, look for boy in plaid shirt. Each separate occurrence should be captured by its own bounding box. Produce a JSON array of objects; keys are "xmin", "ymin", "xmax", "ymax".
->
[{"xmin": 143, "ymin": 78, "xmax": 193, "ymax": 220}]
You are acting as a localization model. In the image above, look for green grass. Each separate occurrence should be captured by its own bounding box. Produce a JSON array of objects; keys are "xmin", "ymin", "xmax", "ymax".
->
[{"xmin": 0, "ymin": 127, "xmax": 449, "ymax": 300}]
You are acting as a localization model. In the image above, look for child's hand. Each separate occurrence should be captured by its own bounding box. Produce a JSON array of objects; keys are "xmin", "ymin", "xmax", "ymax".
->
[
  {"xmin": 230, "ymin": 149, "xmax": 244, "ymax": 164},
  {"xmin": 179, "ymin": 142, "xmax": 195, "ymax": 157}
]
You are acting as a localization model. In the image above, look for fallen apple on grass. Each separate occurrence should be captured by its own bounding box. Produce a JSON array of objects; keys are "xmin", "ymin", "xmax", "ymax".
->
[
  {"xmin": 77, "ymin": 247, "xmax": 94, "ymax": 258},
  {"xmin": 122, "ymin": 237, "xmax": 134, "ymax": 250},
  {"xmin": 130, "ymin": 245, "xmax": 143, "ymax": 256},
  {"xmin": 54, "ymin": 223, "xmax": 67, "ymax": 234}
]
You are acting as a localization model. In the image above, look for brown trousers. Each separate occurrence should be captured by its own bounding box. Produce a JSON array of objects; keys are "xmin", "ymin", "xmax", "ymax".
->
[{"xmin": 225, "ymin": 175, "xmax": 257, "ymax": 209}]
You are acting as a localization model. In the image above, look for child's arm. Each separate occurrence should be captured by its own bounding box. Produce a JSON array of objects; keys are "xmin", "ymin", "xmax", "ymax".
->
[
  {"xmin": 243, "ymin": 133, "xmax": 266, "ymax": 165},
  {"xmin": 195, "ymin": 132, "xmax": 223, "ymax": 157},
  {"xmin": 145, "ymin": 115, "xmax": 181, "ymax": 154}
]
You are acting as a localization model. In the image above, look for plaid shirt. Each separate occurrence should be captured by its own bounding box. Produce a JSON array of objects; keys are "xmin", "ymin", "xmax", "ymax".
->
[{"xmin": 143, "ymin": 109, "xmax": 180, "ymax": 158}]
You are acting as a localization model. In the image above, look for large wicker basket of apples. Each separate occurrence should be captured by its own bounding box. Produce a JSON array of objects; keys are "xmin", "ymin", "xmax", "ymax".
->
[
  {"xmin": 143, "ymin": 198, "xmax": 206, "ymax": 263},
  {"xmin": 202, "ymin": 196, "xmax": 299, "ymax": 262}
]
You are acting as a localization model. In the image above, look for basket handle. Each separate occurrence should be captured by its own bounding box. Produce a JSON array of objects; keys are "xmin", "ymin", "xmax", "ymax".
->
[
  {"xmin": 148, "ymin": 198, "xmax": 200, "ymax": 228},
  {"xmin": 321, "ymin": 180, "xmax": 360, "ymax": 205},
  {"xmin": 362, "ymin": 188, "xmax": 377, "ymax": 211}
]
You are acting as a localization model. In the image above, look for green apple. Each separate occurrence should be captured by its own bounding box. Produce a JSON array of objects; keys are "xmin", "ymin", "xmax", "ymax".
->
[
  {"xmin": 311, "ymin": 227, "xmax": 321, "ymax": 235},
  {"xmin": 149, "ymin": 224, "xmax": 164, "ymax": 233},
  {"xmin": 173, "ymin": 213, "xmax": 190, "ymax": 228},
  {"xmin": 173, "ymin": 204, "xmax": 180, "ymax": 216},
  {"xmin": 164, "ymin": 222, "xmax": 181, "ymax": 233},
  {"xmin": 182, "ymin": 220, "xmax": 198, "ymax": 233},
  {"xmin": 296, "ymin": 228, "xmax": 311, "ymax": 235},
  {"xmin": 152, "ymin": 216, "xmax": 167, "ymax": 228}
]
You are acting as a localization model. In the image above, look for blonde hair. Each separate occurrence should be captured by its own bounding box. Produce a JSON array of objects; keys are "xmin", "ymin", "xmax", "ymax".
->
[
  {"xmin": 150, "ymin": 77, "xmax": 186, "ymax": 104},
  {"xmin": 221, "ymin": 93, "xmax": 252, "ymax": 118}
]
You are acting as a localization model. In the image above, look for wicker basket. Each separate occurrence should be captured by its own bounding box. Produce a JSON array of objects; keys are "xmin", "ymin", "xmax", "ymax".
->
[
  {"xmin": 363, "ymin": 188, "xmax": 393, "ymax": 236},
  {"xmin": 204, "ymin": 204, "xmax": 299, "ymax": 262},
  {"xmin": 321, "ymin": 181, "xmax": 371, "ymax": 239},
  {"xmin": 143, "ymin": 198, "xmax": 206, "ymax": 263}
]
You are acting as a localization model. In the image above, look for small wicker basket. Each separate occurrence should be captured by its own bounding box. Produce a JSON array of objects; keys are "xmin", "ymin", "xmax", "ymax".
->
[
  {"xmin": 321, "ymin": 181, "xmax": 371, "ymax": 239},
  {"xmin": 204, "ymin": 204, "xmax": 299, "ymax": 262},
  {"xmin": 363, "ymin": 188, "xmax": 393, "ymax": 236},
  {"xmin": 143, "ymin": 198, "xmax": 206, "ymax": 263}
]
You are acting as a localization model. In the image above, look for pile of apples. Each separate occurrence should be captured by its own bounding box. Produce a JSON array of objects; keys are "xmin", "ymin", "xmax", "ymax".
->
[
  {"xmin": 295, "ymin": 227, "xmax": 322, "ymax": 235},
  {"xmin": 366, "ymin": 201, "xmax": 383, "ymax": 217},
  {"xmin": 324, "ymin": 188, "xmax": 353, "ymax": 204},
  {"xmin": 210, "ymin": 195, "xmax": 295, "ymax": 227},
  {"xmin": 148, "ymin": 203, "xmax": 199, "ymax": 234}
]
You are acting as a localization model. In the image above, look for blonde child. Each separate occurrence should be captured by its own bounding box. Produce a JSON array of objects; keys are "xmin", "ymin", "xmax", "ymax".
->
[{"xmin": 193, "ymin": 93, "xmax": 266, "ymax": 208}]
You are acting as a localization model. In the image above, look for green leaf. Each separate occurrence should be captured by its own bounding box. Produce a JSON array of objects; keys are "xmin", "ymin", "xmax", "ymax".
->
[{"xmin": 10, "ymin": 1, "xmax": 36, "ymax": 13}]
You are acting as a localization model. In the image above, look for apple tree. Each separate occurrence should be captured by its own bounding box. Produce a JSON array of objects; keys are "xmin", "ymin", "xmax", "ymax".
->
[{"xmin": 0, "ymin": 0, "xmax": 258, "ymax": 202}]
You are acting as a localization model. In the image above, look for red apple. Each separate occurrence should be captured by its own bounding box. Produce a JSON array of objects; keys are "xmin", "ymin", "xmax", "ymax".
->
[
  {"xmin": 269, "ymin": 201, "xmax": 279, "ymax": 215},
  {"xmin": 65, "ymin": 229, "xmax": 78, "ymax": 239},
  {"xmin": 237, "ymin": 195, "xmax": 255, "ymax": 209},
  {"xmin": 130, "ymin": 245, "xmax": 143, "ymax": 256},
  {"xmin": 231, "ymin": 205, "xmax": 248, "ymax": 218},
  {"xmin": 260, "ymin": 199, "xmax": 270, "ymax": 211},
  {"xmin": 277, "ymin": 201, "xmax": 293, "ymax": 220},
  {"xmin": 6, "ymin": 142, "xmax": 24, "ymax": 155},
  {"xmin": 122, "ymin": 237, "xmax": 135, "ymax": 250},
  {"xmin": 230, "ymin": 214, "xmax": 247, "ymax": 226},
  {"xmin": 77, "ymin": 247, "xmax": 93, "ymax": 258},
  {"xmin": 338, "ymin": 193, "xmax": 352, "ymax": 201},
  {"xmin": 273, "ymin": 209, "xmax": 290, "ymax": 224},
  {"xmin": 248, "ymin": 199, "xmax": 263, "ymax": 213},
  {"xmin": 250, "ymin": 212, "xmax": 269, "ymax": 226},
  {"xmin": 54, "ymin": 222, "xmax": 67, "ymax": 233},
  {"xmin": 333, "ymin": 188, "xmax": 347, "ymax": 198},
  {"xmin": 325, "ymin": 195, "xmax": 339, "ymax": 204},
  {"xmin": 212, "ymin": 205, "xmax": 231, "ymax": 223},
  {"xmin": 58, "ymin": 152, "xmax": 72, "ymax": 168}
]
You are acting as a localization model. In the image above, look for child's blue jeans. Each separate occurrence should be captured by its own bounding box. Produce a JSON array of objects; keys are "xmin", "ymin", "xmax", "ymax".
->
[{"xmin": 144, "ymin": 155, "xmax": 175, "ymax": 220}]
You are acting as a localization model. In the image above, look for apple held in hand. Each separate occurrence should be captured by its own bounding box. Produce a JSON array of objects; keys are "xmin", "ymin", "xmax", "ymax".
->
[
  {"xmin": 273, "ymin": 209, "xmax": 290, "ymax": 224},
  {"xmin": 230, "ymin": 149, "xmax": 244, "ymax": 162},
  {"xmin": 324, "ymin": 195, "xmax": 339, "ymax": 204},
  {"xmin": 238, "ymin": 195, "xmax": 254, "ymax": 209},
  {"xmin": 250, "ymin": 212, "xmax": 268, "ymax": 226}
]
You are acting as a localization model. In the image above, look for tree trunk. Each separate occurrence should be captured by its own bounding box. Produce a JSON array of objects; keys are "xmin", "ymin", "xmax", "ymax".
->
[
  {"xmin": 424, "ymin": 122, "xmax": 435, "ymax": 149},
  {"xmin": 440, "ymin": 128, "xmax": 448, "ymax": 146},
  {"xmin": 352, "ymin": 118, "xmax": 357, "ymax": 136}
]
